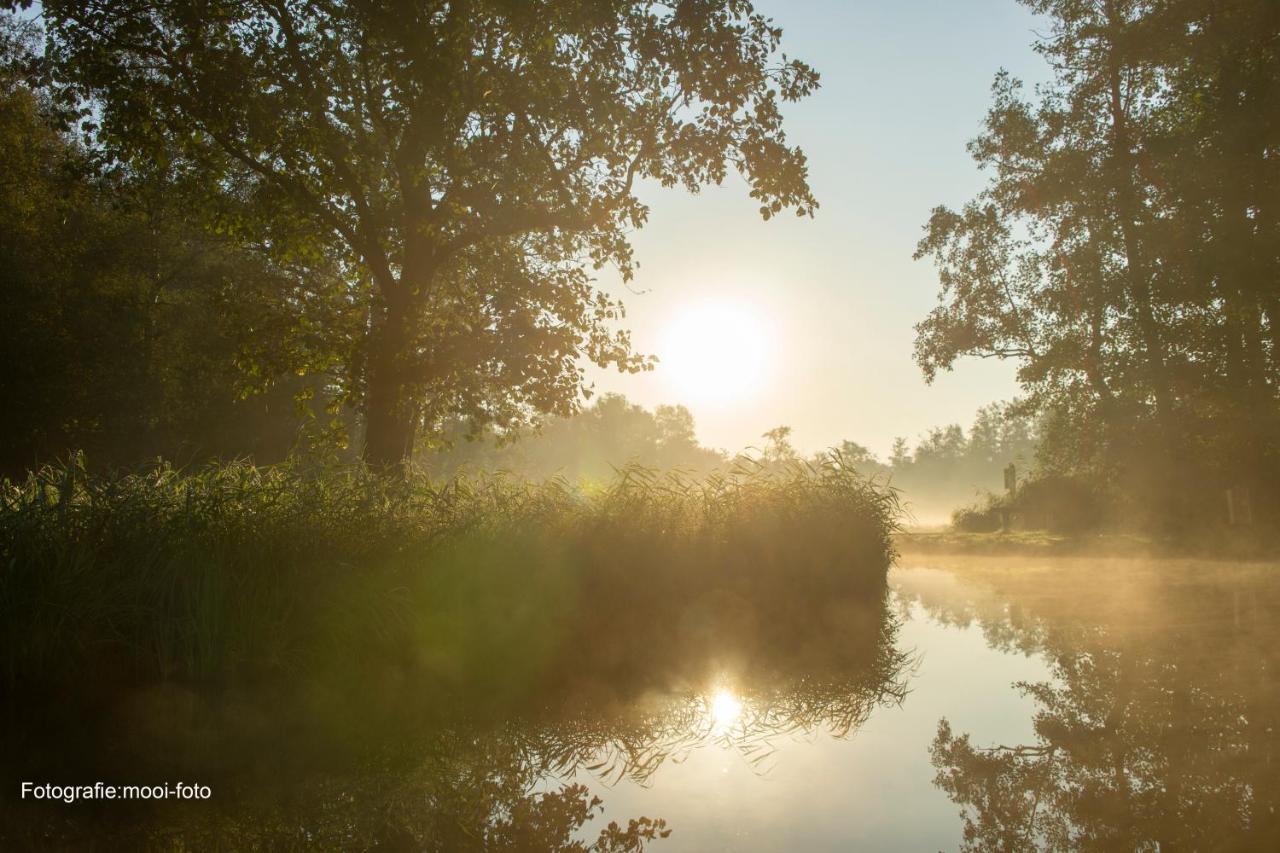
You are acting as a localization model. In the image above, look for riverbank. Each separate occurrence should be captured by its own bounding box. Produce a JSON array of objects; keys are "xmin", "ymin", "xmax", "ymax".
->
[
  {"xmin": 896, "ymin": 528, "xmax": 1280, "ymax": 560},
  {"xmin": 0, "ymin": 456, "xmax": 899, "ymax": 698},
  {"xmin": 0, "ymin": 456, "xmax": 903, "ymax": 850}
]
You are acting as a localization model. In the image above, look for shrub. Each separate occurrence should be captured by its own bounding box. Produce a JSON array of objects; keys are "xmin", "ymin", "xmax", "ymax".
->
[
  {"xmin": 951, "ymin": 502, "xmax": 1003, "ymax": 533},
  {"xmin": 949, "ymin": 475, "xmax": 1108, "ymax": 535},
  {"xmin": 1012, "ymin": 474, "xmax": 1107, "ymax": 534}
]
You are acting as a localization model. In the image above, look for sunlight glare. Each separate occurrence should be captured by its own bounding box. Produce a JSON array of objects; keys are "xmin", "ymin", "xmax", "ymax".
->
[{"xmin": 709, "ymin": 688, "xmax": 743, "ymax": 734}]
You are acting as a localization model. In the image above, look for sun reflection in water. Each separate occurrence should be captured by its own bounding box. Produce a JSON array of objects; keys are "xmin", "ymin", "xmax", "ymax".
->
[{"xmin": 708, "ymin": 688, "xmax": 743, "ymax": 735}]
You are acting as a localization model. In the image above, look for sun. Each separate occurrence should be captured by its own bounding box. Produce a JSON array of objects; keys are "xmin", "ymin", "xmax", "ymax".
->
[{"xmin": 660, "ymin": 303, "xmax": 772, "ymax": 404}]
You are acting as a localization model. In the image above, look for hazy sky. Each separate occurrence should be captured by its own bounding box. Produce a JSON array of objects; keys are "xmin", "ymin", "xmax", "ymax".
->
[{"xmin": 585, "ymin": 0, "xmax": 1051, "ymax": 458}]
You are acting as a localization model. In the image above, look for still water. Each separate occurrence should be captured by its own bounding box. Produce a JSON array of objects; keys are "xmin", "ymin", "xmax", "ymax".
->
[
  {"xmin": 571, "ymin": 555, "xmax": 1280, "ymax": 851},
  {"xmin": 573, "ymin": 566, "xmax": 1047, "ymax": 851},
  {"xmin": 6, "ymin": 555, "xmax": 1278, "ymax": 850}
]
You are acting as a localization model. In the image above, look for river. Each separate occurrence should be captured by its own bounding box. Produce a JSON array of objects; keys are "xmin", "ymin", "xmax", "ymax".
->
[{"xmin": 5, "ymin": 554, "xmax": 1277, "ymax": 851}]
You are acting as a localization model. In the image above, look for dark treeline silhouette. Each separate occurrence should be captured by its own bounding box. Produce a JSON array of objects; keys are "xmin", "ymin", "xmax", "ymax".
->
[{"xmin": 915, "ymin": 0, "xmax": 1280, "ymax": 534}]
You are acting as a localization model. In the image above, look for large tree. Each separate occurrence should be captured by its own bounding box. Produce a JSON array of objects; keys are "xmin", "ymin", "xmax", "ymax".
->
[
  {"xmin": 30, "ymin": 0, "xmax": 819, "ymax": 466},
  {"xmin": 914, "ymin": 0, "xmax": 1279, "ymax": 523}
]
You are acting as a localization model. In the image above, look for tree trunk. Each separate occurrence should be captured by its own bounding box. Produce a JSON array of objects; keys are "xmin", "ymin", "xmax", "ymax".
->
[
  {"xmin": 1102, "ymin": 8, "xmax": 1175, "ymax": 427},
  {"xmin": 1075, "ymin": 220, "xmax": 1119, "ymax": 425},
  {"xmin": 362, "ymin": 294, "xmax": 417, "ymax": 469}
]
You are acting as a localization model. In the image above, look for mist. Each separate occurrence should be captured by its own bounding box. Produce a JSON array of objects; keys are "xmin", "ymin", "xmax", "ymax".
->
[{"xmin": 2, "ymin": 1, "xmax": 1278, "ymax": 850}]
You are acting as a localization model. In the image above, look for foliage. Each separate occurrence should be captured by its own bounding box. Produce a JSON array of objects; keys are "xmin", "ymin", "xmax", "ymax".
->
[
  {"xmin": 418, "ymin": 396, "xmax": 1038, "ymax": 525},
  {"xmin": 0, "ymin": 44, "xmax": 346, "ymax": 474},
  {"xmin": 914, "ymin": 0, "xmax": 1280, "ymax": 531},
  {"xmin": 419, "ymin": 393, "xmax": 726, "ymax": 482},
  {"xmin": 951, "ymin": 502, "xmax": 1005, "ymax": 534},
  {"xmin": 951, "ymin": 474, "xmax": 1109, "ymax": 536},
  {"xmin": 876, "ymin": 402, "xmax": 1039, "ymax": 524},
  {"xmin": 31, "ymin": 0, "xmax": 820, "ymax": 465}
]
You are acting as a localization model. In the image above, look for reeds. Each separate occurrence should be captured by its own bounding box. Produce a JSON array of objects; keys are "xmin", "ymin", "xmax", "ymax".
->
[{"xmin": 0, "ymin": 451, "xmax": 900, "ymax": 696}]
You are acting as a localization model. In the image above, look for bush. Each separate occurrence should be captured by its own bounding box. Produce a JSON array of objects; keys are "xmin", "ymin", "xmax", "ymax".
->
[
  {"xmin": 950, "ymin": 474, "xmax": 1107, "ymax": 536},
  {"xmin": 1012, "ymin": 474, "xmax": 1107, "ymax": 534},
  {"xmin": 951, "ymin": 502, "xmax": 1003, "ymax": 533}
]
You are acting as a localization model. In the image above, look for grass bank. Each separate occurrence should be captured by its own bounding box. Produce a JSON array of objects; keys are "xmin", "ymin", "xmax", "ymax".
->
[
  {"xmin": 896, "ymin": 530, "xmax": 1154, "ymax": 557},
  {"xmin": 0, "ymin": 454, "xmax": 899, "ymax": 700},
  {"xmin": 897, "ymin": 528, "xmax": 1280, "ymax": 560}
]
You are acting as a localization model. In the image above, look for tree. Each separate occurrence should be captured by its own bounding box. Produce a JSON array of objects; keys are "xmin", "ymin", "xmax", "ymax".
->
[
  {"xmin": 889, "ymin": 437, "xmax": 911, "ymax": 469},
  {"xmin": 914, "ymin": 0, "xmax": 1280, "ymax": 526},
  {"xmin": 834, "ymin": 440, "xmax": 886, "ymax": 478},
  {"xmin": 0, "ymin": 16, "xmax": 336, "ymax": 472},
  {"xmin": 34, "ymin": 0, "xmax": 819, "ymax": 467},
  {"xmin": 415, "ymin": 394, "xmax": 726, "ymax": 482},
  {"xmin": 869, "ymin": 404, "xmax": 1039, "ymax": 524}
]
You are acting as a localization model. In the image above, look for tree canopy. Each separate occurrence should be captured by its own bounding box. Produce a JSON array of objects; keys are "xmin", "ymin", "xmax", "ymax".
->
[
  {"xmin": 30, "ymin": 0, "xmax": 819, "ymax": 466},
  {"xmin": 914, "ymin": 0, "xmax": 1279, "ymax": 526},
  {"xmin": 0, "ymin": 16, "xmax": 338, "ymax": 473}
]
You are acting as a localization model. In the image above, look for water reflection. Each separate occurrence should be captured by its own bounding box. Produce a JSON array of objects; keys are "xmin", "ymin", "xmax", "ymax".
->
[
  {"xmin": 11, "ymin": 557, "xmax": 1272, "ymax": 849},
  {"xmin": 709, "ymin": 688, "xmax": 743, "ymax": 735},
  {"xmin": 2, "ymin": 587, "xmax": 909, "ymax": 849},
  {"xmin": 897, "ymin": 557, "xmax": 1280, "ymax": 852},
  {"xmin": 511, "ymin": 596, "xmax": 913, "ymax": 795}
]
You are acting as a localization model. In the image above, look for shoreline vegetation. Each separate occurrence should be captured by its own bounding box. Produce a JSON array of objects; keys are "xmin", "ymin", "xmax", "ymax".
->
[
  {"xmin": 897, "ymin": 529, "xmax": 1280, "ymax": 560},
  {"xmin": 0, "ymin": 454, "xmax": 904, "ymax": 849},
  {"xmin": 1, "ymin": 454, "xmax": 899, "ymax": 697}
]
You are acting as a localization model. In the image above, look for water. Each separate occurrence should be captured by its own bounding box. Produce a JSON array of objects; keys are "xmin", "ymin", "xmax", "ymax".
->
[
  {"xmin": 5, "ymin": 555, "xmax": 1278, "ymax": 850},
  {"xmin": 573, "ymin": 570, "xmax": 1051, "ymax": 851},
  {"xmin": 555, "ymin": 555, "xmax": 1280, "ymax": 851}
]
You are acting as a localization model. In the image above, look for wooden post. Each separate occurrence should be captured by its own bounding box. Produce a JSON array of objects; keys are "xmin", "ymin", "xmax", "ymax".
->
[
  {"xmin": 1227, "ymin": 486, "xmax": 1253, "ymax": 526},
  {"xmin": 1001, "ymin": 463, "xmax": 1017, "ymax": 531}
]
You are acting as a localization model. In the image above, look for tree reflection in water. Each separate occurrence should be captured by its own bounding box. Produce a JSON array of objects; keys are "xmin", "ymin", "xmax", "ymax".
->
[
  {"xmin": 898, "ymin": 558, "xmax": 1280, "ymax": 852},
  {"xmin": 2, "ymin": 590, "xmax": 910, "ymax": 850}
]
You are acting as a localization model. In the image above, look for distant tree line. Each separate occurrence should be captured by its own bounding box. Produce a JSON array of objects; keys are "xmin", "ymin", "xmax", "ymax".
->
[
  {"xmin": 421, "ymin": 393, "xmax": 1038, "ymax": 523},
  {"xmin": 782, "ymin": 404, "xmax": 1039, "ymax": 525},
  {"xmin": 418, "ymin": 394, "xmax": 724, "ymax": 482},
  {"xmin": 915, "ymin": 0, "xmax": 1280, "ymax": 531}
]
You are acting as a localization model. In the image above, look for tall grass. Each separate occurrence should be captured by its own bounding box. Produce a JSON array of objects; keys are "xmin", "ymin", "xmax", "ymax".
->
[{"xmin": 0, "ymin": 452, "xmax": 900, "ymax": 697}]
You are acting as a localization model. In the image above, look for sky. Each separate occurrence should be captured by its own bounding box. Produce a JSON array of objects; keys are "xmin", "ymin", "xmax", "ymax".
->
[{"xmin": 584, "ymin": 0, "xmax": 1051, "ymax": 458}]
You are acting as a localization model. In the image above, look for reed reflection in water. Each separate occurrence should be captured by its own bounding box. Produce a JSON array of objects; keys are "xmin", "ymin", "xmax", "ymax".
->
[
  {"xmin": 2, "ymin": 582, "xmax": 910, "ymax": 850},
  {"xmin": 9, "ymin": 555, "xmax": 1274, "ymax": 850}
]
